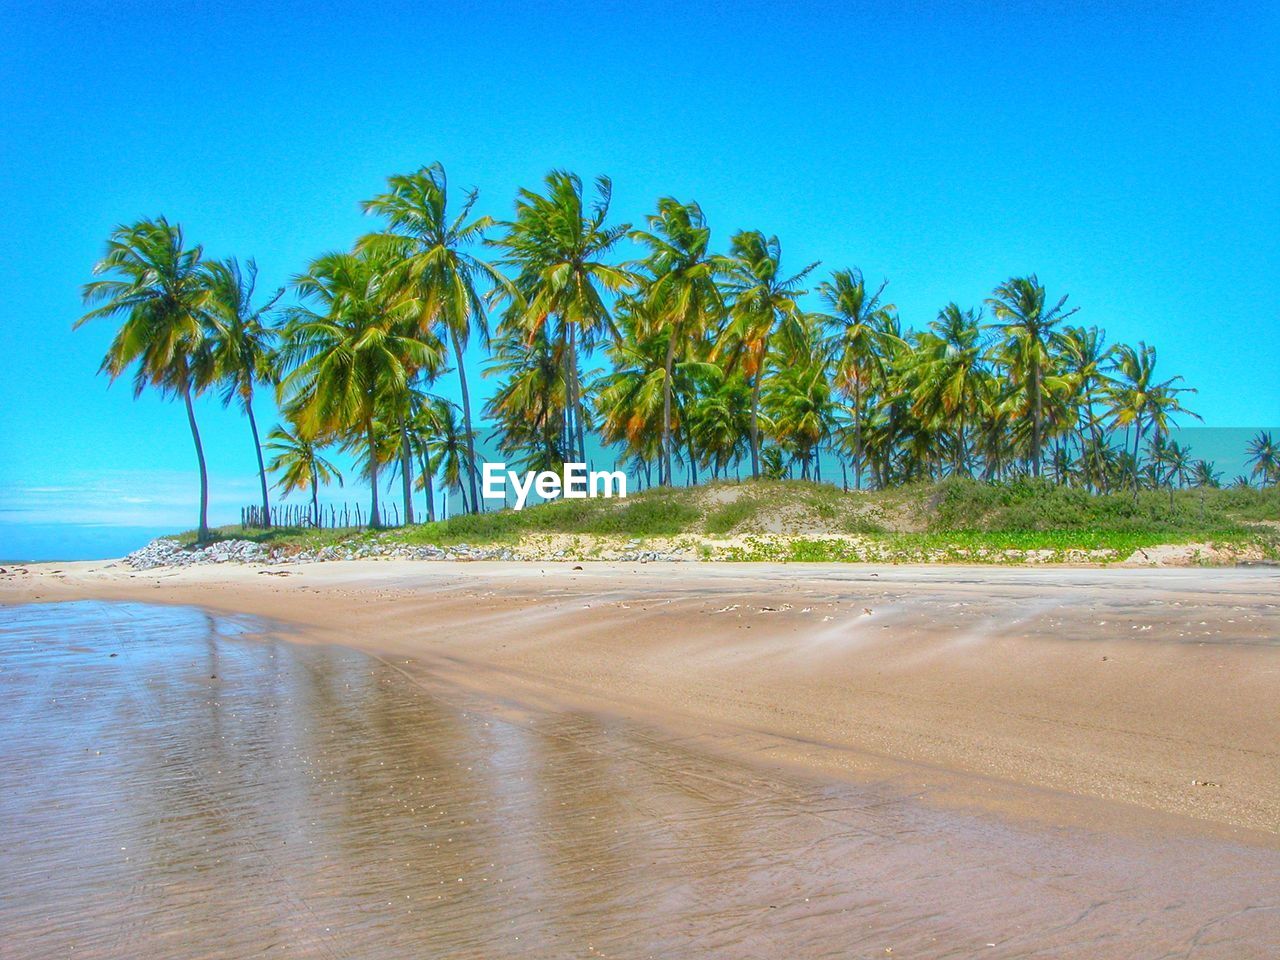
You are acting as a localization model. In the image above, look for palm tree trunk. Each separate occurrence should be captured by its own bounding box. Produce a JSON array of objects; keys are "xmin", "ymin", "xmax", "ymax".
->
[
  {"xmin": 1030, "ymin": 357, "xmax": 1042, "ymax": 477},
  {"xmin": 682, "ymin": 417, "xmax": 698, "ymax": 486},
  {"xmin": 1088, "ymin": 412, "xmax": 1105, "ymax": 493},
  {"xmin": 564, "ymin": 321, "xmax": 578, "ymax": 463},
  {"xmin": 419, "ymin": 447, "xmax": 436, "ymax": 522},
  {"xmin": 398, "ymin": 411, "xmax": 415, "ymax": 526},
  {"xmin": 1132, "ymin": 418, "xmax": 1145, "ymax": 504},
  {"xmin": 367, "ymin": 420, "xmax": 382, "ymax": 528},
  {"xmin": 244, "ymin": 393, "xmax": 271, "ymax": 528},
  {"xmin": 452, "ymin": 337, "xmax": 481, "ymax": 513},
  {"xmin": 310, "ymin": 465, "xmax": 320, "ymax": 528},
  {"xmin": 661, "ymin": 334, "xmax": 677, "ymax": 485},
  {"xmin": 853, "ymin": 380, "xmax": 863, "ymax": 490},
  {"xmin": 749, "ymin": 373, "xmax": 762, "ymax": 480},
  {"xmin": 572, "ymin": 346, "xmax": 587, "ymax": 464},
  {"xmin": 183, "ymin": 385, "xmax": 210, "ymax": 542}
]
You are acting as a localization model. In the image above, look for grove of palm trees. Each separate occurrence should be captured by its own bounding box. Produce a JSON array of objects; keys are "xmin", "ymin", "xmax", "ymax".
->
[{"xmin": 77, "ymin": 163, "xmax": 1279, "ymax": 548}]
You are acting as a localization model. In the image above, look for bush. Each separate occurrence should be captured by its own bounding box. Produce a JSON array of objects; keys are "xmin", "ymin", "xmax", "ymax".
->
[{"xmin": 706, "ymin": 500, "xmax": 757, "ymax": 535}]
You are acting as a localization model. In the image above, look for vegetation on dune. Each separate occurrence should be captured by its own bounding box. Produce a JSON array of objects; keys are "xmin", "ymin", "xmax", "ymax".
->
[
  {"xmin": 76, "ymin": 164, "xmax": 1279, "ymax": 547},
  {"xmin": 176, "ymin": 479, "xmax": 1280, "ymax": 565}
]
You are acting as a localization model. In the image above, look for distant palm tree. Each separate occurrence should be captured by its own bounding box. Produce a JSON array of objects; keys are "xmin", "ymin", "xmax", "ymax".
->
[
  {"xmin": 265, "ymin": 422, "xmax": 343, "ymax": 526},
  {"xmin": 340, "ymin": 417, "xmax": 403, "ymax": 523},
  {"xmin": 407, "ymin": 390, "xmax": 453, "ymax": 521},
  {"xmin": 1245, "ymin": 430, "xmax": 1279, "ymax": 486},
  {"xmin": 1108, "ymin": 342, "xmax": 1198, "ymax": 498},
  {"xmin": 759, "ymin": 444, "xmax": 787, "ymax": 480},
  {"xmin": 765, "ymin": 356, "xmax": 833, "ymax": 479},
  {"xmin": 1190, "ymin": 458, "xmax": 1221, "ymax": 520},
  {"xmin": 717, "ymin": 231, "xmax": 818, "ymax": 478},
  {"xmin": 688, "ymin": 368, "xmax": 751, "ymax": 480},
  {"xmin": 202, "ymin": 258, "xmax": 284, "ymax": 527},
  {"xmin": 904, "ymin": 304, "xmax": 986, "ymax": 475},
  {"xmin": 631, "ymin": 198, "xmax": 725, "ymax": 484},
  {"xmin": 492, "ymin": 171, "xmax": 634, "ymax": 463},
  {"xmin": 280, "ymin": 250, "xmax": 439, "ymax": 528},
  {"xmin": 986, "ymin": 275, "xmax": 1078, "ymax": 477},
  {"xmin": 818, "ymin": 268, "xmax": 899, "ymax": 488},
  {"xmin": 360, "ymin": 163, "xmax": 507, "ymax": 513},
  {"xmin": 483, "ymin": 326, "xmax": 570, "ymax": 474},
  {"xmin": 1152, "ymin": 437, "xmax": 1194, "ymax": 509},
  {"xmin": 594, "ymin": 299, "xmax": 669, "ymax": 472},
  {"xmin": 1192, "ymin": 459, "xmax": 1221, "ymax": 489},
  {"xmin": 76, "ymin": 217, "xmax": 214, "ymax": 540},
  {"xmin": 1058, "ymin": 326, "xmax": 1116, "ymax": 492},
  {"xmin": 425, "ymin": 400, "xmax": 476, "ymax": 514}
]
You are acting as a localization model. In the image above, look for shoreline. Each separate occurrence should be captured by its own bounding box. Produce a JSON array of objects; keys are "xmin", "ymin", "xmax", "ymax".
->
[{"xmin": 4, "ymin": 557, "xmax": 1278, "ymax": 847}]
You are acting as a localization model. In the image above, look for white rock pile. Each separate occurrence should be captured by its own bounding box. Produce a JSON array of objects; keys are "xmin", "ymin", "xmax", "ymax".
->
[
  {"xmin": 125, "ymin": 538, "xmax": 271, "ymax": 570},
  {"xmin": 123, "ymin": 537, "xmax": 687, "ymax": 570}
]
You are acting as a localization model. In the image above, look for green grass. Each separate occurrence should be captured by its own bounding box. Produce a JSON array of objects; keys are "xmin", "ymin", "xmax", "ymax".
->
[
  {"xmin": 722, "ymin": 528, "xmax": 1272, "ymax": 564},
  {"xmin": 705, "ymin": 500, "xmax": 757, "ymax": 535},
  {"xmin": 927, "ymin": 476, "xmax": 1278, "ymax": 535},
  {"xmin": 183, "ymin": 485, "xmax": 701, "ymax": 548},
  {"xmin": 397, "ymin": 487, "xmax": 700, "ymax": 542},
  {"xmin": 177, "ymin": 476, "xmax": 1280, "ymax": 563}
]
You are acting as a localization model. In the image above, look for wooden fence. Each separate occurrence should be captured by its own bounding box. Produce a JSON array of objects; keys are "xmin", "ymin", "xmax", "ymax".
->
[{"xmin": 241, "ymin": 502, "xmax": 408, "ymax": 530}]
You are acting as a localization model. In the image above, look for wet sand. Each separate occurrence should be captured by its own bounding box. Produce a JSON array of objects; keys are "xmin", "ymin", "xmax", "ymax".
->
[{"xmin": 2, "ymin": 562, "xmax": 1279, "ymax": 956}]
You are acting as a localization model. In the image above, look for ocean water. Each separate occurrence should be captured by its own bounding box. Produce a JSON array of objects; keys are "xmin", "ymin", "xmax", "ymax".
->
[
  {"xmin": 0, "ymin": 523, "xmax": 161, "ymax": 563},
  {"xmin": 1, "ymin": 600, "xmax": 1277, "ymax": 959}
]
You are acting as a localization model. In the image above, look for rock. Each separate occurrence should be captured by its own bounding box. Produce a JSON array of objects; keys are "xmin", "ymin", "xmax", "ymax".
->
[
  {"xmin": 124, "ymin": 537, "xmax": 270, "ymax": 571},
  {"xmin": 123, "ymin": 534, "xmax": 691, "ymax": 570}
]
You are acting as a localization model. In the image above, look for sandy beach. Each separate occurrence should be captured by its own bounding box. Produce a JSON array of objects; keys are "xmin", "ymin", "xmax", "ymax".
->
[
  {"xmin": 4, "ymin": 559, "xmax": 1278, "ymax": 837},
  {"xmin": 3, "ymin": 560, "xmax": 1278, "ymax": 957}
]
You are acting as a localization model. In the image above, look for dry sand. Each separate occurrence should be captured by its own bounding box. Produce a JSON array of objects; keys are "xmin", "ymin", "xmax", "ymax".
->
[{"xmin": 4, "ymin": 558, "xmax": 1277, "ymax": 842}]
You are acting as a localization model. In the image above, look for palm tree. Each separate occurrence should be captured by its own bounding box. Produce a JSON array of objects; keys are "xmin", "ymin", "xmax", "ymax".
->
[
  {"xmin": 818, "ymin": 268, "xmax": 899, "ymax": 489},
  {"xmin": 264, "ymin": 422, "xmax": 343, "ymax": 526},
  {"xmin": 425, "ymin": 399, "xmax": 476, "ymax": 514},
  {"xmin": 765, "ymin": 356, "xmax": 833, "ymax": 479},
  {"xmin": 491, "ymin": 171, "xmax": 634, "ymax": 464},
  {"xmin": 1191, "ymin": 458, "xmax": 1222, "ymax": 520},
  {"xmin": 759, "ymin": 444, "xmax": 788, "ymax": 480},
  {"xmin": 76, "ymin": 217, "xmax": 215, "ymax": 540},
  {"xmin": 903, "ymin": 304, "xmax": 986, "ymax": 475},
  {"xmin": 986, "ymin": 276, "xmax": 1078, "ymax": 477},
  {"xmin": 1152, "ymin": 437, "xmax": 1194, "ymax": 509},
  {"xmin": 595, "ymin": 297, "xmax": 721, "ymax": 481},
  {"xmin": 594, "ymin": 299, "xmax": 669, "ymax": 473},
  {"xmin": 359, "ymin": 163, "xmax": 507, "ymax": 513},
  {"xmin": 1058, "ymin": 326, "xmax": 1115, "ymax": 491},
  {"xmin": 406, "ymin": 389, "xmax": 455, "ymax": 521},
  {"xmin": 1245, "ymin": 430, "xmax": 1279, "ymax": 486},
  {"xmin": 688, "ymin": 367, "xmax": 752, "ymax": 480},
  {"xmin": 630, "ymin": 198, "xmax": 725, "ymax": 484},
  {"xmin": 717, "ymin": 231, "xmax": 818, "ymax": 478},
  {"xmin": 1108, "ymin": 342, "xmax": 1198, "ymax": 497},
  {"xmin": 202, "ymin": 258, "xmax": 284, "ymax": 527},
  {"xmin": 484, "ymin": 326, "xmax": 570, "ymax": 474},
  {"xmin": 279, "ymin": 250, "xmax": 438, "ymax": 528}
]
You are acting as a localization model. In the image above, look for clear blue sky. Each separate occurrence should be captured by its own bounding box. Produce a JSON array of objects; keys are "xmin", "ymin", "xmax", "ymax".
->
[{"xmin": 1, "ymin": 1, "xmax": 1277, "ymax": 555}]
